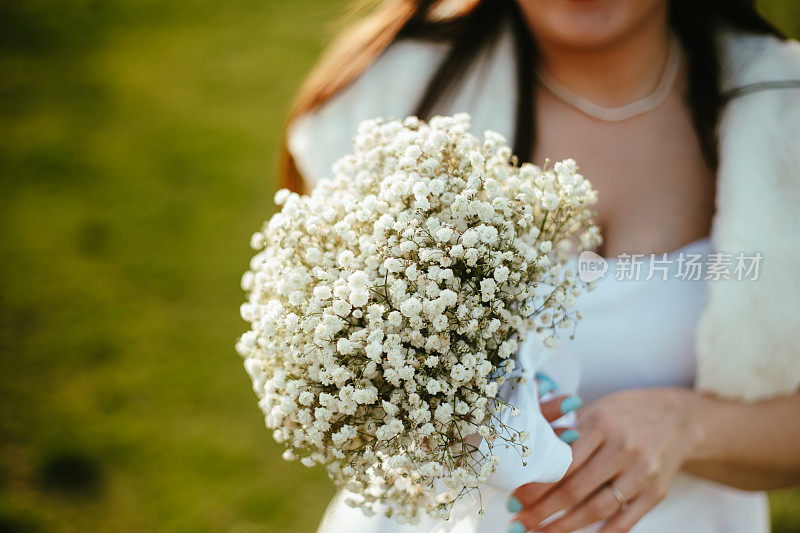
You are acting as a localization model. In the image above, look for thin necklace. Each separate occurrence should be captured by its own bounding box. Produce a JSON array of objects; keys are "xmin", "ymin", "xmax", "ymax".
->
[{"xmin": 536, "ymin": 35, "xmax": 681, "ymax": 122}]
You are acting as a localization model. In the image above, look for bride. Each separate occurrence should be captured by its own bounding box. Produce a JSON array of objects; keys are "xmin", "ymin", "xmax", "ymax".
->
[{"xmin": 279, "ymin": 0, "xmax": 800, "ymax": 531}]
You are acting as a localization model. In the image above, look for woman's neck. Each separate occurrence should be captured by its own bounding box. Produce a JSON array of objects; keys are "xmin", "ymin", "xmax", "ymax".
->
[{"xmin": 534, "ymin": 17, "xmax": 674, "ymax": 108}]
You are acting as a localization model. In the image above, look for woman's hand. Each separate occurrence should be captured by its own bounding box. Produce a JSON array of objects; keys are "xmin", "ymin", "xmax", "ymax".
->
[
  {"xmin": 508, "ymin": 387, "xmax": 701, "ymax": 533},
  {"xmin": 534, "ymin": 372, "xmax": 583, "ymax": 445}
]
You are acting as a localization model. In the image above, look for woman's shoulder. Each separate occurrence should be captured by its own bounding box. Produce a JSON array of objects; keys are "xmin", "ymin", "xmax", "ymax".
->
[
  {"xmin": 287, "ymin": 38, "xmax": 450, "ymax": 185},
  {"xmin": 719, "ymin": 28, "xmax": 800, "ymax": 89},
  {"xmin": 700, "ymin": 34, "xmax": 800, "ymax": 402},
  {"xmin": 718, "ymin": 29, "xmax": 800, "ymax": 150},
  {"xmin": 288, "ymin": 28, "xmax": 517, "ymax": 185}
]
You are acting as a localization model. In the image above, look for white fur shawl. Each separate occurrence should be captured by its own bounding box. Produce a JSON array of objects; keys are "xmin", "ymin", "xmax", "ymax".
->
[
  {"xmin": 288, "ymin": 29, "xmax": 800, "ymax": 402},
  {"xmin": 697, "ymin": 31, "xmax": 800, "ymax": 400}
]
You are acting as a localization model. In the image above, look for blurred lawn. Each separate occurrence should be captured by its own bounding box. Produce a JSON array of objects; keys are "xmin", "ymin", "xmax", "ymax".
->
[{"xmin": 0, "ymin": 1, "xmax": 798, "ymax": 532}]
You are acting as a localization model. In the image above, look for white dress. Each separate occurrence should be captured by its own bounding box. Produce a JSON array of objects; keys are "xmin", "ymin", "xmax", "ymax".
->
[
  {"xmin": 555, "ymin": 239, "xmax": 770, "ymax": 532},
  {"xmin": 288, "ymin": 29, "xmax": 770, "ymax": 533}
]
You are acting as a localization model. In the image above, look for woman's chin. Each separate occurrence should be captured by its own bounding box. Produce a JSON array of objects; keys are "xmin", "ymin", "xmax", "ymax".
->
[
  {"xmin": 540, "ymin": 29, "xmax": 625, "ymax": 51},
  {"xmin": 518, "ymin": 0, "xmax": 666, "ymax": 51},
  {"xmin": 526, "ymin": 13, "xmax": 632, "ymax": 49},
  {"xmin": 534, "ymin": 24, "xmax": 631, "ymax": 51}
]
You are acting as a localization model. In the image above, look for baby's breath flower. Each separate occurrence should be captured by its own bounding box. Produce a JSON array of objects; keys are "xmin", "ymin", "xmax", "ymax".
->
[{"xmin": 237, "ymin": 113, "xmax": 599, "ymax": 523}]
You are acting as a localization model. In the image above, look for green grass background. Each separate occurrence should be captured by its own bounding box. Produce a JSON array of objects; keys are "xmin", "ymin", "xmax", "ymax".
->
[{"xmin": 1, "ymin": 1, "xmax": 798, "ymax": 531}]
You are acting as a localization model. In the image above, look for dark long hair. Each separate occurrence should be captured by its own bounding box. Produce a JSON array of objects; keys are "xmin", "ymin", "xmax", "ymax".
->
[{"xmin": 280, "ymin": 0, "xmax": 782, "ymax": 192}]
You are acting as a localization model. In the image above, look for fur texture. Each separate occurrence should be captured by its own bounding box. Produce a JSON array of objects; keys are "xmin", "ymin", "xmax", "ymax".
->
[{"xmin": 696, "ymin": 32, "xmax": 800, "ymax": 401}]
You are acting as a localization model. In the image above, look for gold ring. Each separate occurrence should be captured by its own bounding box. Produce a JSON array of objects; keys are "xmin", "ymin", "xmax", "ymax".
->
[{"xmin": 609, "ymin": 483, "xmax": 628, "ymax": 510}]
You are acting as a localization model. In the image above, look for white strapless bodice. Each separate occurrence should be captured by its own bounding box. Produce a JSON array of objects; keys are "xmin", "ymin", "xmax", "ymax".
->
[{"xmin": 566, "ymin": 237, "xmax": 710, "ymax": 404}]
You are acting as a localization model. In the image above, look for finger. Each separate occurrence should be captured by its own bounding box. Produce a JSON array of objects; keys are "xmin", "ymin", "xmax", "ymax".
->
[
  {"xmin": 540, "ymin": 394, "xmax": 582, "ymax": 423},
  {"xmin": 549, "ymin": 427, "xmax": 581, "ymax": 448},
  {"xmin": 602, "ymin": 458, "xmax": 655, "ymax": 506},
  {"xmin": 513, "ymin": 445, "xmax": 624, "ymax": 527},
  {"xmin": 552, "ymin": 427, "xmax": 579, "ymax": 441},
  {"xmin": 539, "ymin": 484, "xmax": 624, "ymax": 533},
  {"xmin": 512, "ymin": 426, "xmax": 603, "ymax": 505},
  {"xmin": 535, "ymin": 372, "xmax": 558, "ymax": 397},
  {"xmin": 598, "ymin": 493, "xmax": 659, "ymax": 533}
]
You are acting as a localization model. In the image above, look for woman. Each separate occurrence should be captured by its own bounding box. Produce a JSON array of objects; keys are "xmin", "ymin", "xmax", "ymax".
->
[{"xmin": 282, "ymin": 0, "xmax": 800, "ymax": 531}]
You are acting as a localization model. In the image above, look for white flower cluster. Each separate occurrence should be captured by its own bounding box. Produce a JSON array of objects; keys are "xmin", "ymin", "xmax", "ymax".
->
[{"xmin": 237, "ymin": 114, "xmax": 600, "ymax": 522}]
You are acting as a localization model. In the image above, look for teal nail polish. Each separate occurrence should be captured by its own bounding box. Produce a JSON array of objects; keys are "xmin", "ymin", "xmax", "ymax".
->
[
  {"xmin": 506, "ymin": 496, "xmax": 523, "ymax": 513},
  {"xmin": 507, "ymin": 521, "xmax": 526, "ymax": 533},
  {"xmin": 535, "ymin": 372, "xmax": 557, "ymax": 396},
  {"xmin": 559, "ymin": 429, "xmax": 580, "ymax": 444},
  {"xmin": 560, "ymin": 396, "xmax": 582, "ymax": 415}
]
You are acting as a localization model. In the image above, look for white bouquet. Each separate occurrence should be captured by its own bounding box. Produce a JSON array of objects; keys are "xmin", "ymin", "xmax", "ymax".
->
[{"xmin": 237, "ymin": 113, "xmax": 600, "ymax": 523}]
